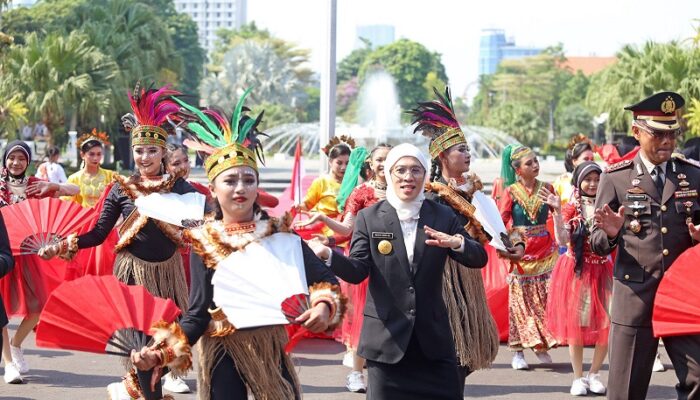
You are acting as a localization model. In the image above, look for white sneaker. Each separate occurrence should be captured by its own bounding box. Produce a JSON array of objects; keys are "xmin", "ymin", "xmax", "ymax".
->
[
  {"xmin": 535, "ymin": 350, "xmax": 552, "ymax": 364},
  {"xmin": 163, "ymin": 372, "xmax": 191, "ymax": 393},
  {"xmin": 570, "ymin": 377, "xmax": 589, "ymax": 396},
  {"xmin": 342, "ymin": 351, "xmax": 354, "ymax": 368},
  {"xmin": 587, "ymin": 372, "xmax": 606, "ymax": 394},
  {"xmin": 511, "ymin": 351, "xmax": 529, "ymax": 370},
  {"xmin": 3, "ymin": 362, "xmax": 22, "ymax": 384},
  {"xmin": 107, "ymin": 381, "xmax": 134, "ymax": 400},
  {"xmin": 346, "ymin": 371, "xmax": 367, "ymax": 393},
  {"xmin": 653, "ymin": 352, "xmax": 666, "ymax": 372},
  {"xmin": 10, "ymin": 344, "xmax": 28, "ymax": 374}
]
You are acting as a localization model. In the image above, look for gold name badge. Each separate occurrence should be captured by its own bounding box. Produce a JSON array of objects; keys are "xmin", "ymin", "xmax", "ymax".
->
[{"xmin": 378, "ymin": 240, "xmax": 393, "ymax": 255}]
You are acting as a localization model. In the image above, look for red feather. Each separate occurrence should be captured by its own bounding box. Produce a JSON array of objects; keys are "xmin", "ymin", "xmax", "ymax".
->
[{"xmin": 128, "ymin": 85, "xmax": 181, "ymax": 127}]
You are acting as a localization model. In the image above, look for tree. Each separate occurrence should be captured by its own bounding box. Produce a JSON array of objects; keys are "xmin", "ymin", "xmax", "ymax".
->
[
  {"xmin": 2, "ymin": 31, "xmax": 117, "ymax": 145},
  {"xmin": 201, "ymin": 40, "xmax": 308, "ymax": 116},
  {"xmin": 586, "ymin": 41, "xmax": 700, "ymax": 133},
  {"xmin": 557, "ymin": 104, "xmax": 593, "ymax": 138},
  {"xmin": 337, "ymin": 39, "xmax": 372, "ymax": 83},
  {"xmin": 0, "ymin": 89, "xmax": 28, "ymax": 139},
  {"xmin": 422, "ymin": 71, "xmax": 447, "ymax": 99},
  {"xmin": 485, "ymin": 102, "xmax": 546, "ymax": 146},
  {"xmin": 358, "ymin": 38, "xmax": 448, "ymax": 111},
  {"xmin": 686, "ymin": 98, "xmax": 700, "ymax": 138}
]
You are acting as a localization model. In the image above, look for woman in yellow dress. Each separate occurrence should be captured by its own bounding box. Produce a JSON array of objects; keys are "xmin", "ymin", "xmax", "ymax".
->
[
  {"xmin": 294, "ymin": 135, "xmax": 353, "ymax": 243},
  {"xmin": 64, "ymin": 130, "xmax": 116, "ymax": 208}
]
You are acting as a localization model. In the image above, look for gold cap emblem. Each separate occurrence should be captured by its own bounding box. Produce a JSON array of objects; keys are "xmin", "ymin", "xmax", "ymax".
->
[
  {"xmin": 378, "ymin": 240, "xmax": 393, "ymax": 255},
  {"xmin": 661, "ymin": 96, "xmax": 676, "ymax": 114}
]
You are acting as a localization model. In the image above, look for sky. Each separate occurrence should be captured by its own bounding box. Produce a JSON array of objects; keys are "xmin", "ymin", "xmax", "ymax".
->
[{"xmin": 248, "ymin": 0, "xmax": 700, "ymax": 98}]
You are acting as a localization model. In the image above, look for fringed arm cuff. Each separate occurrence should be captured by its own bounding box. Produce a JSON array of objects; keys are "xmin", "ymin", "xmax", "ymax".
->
[
  {"xmin": 58, "ymin": 233, "xmax": 79, "ymax": 261},
  {"xmin": 149, "ymin": 321, "xmax": 193, "ymax": 378},
  {"xmin": 309, "ymin": 282, "xmax": 347, "ymax": 331}
]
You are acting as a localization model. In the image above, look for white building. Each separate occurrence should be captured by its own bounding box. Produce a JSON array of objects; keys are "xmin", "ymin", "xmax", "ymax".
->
[{"xmin": 174, "ymin": 0, "xmax": 247, "ymax": 54}]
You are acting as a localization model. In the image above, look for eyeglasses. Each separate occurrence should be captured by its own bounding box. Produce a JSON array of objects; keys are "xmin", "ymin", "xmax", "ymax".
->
[
  {"xmin": 391, "ymin": 166, "xmax": 425, "ymax": 179},
  {"xmin": 640, "ymin": 127, "xmax": 682, "ymax": 140}
]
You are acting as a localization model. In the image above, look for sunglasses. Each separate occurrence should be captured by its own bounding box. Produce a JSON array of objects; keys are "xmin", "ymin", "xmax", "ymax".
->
[{"xmin": 640, "ymin": 127, "xmax": 682, "ymax": 140}]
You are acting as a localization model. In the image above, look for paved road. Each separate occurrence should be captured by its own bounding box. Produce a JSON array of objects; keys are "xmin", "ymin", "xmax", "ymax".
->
[{"xmin": 1, "ymin": 318, "xmax": 678, "ymax": 399}]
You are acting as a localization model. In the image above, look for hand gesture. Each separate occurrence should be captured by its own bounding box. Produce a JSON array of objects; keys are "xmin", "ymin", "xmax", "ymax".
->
[
  {"xmin": 26, "ymin": 181, "xmax": 56, "ymax": 198},
  {"xmin": 594, "ymin": 204, "xmax": 626, "ymax": 239},
  {"xmin": 293, "ymin": 211, "xmax": 326, "ymax": 228},
  {"xmin": 497, "ymin": 244, "xmax": 525, "ymax": 261},
  {"xmin": 131, "ymin": 347, "xmax": 160, "ymax": 371},
  {"xmin": 295, "ymin": 302, "xmax": 330, "ymax": 333},
  {"xmin": 424, "ymin": 225, "xmax": 462, "ymax": 249},
  {"xmin": 37, "ymin": 242, "xmax": 60, "ymax": 260},
  {"xmin": 310, "ymin": 234, "xmax": 330, "ymax": 246},
  {"xmin": 306, "ymin": 237, "xmax": 331, "ymax": 261},
  {"xmin": 689, "ymin": 222, "xmax": 700, "ymax": 242},
  {"xmin": 538, "ymin": 186, "xmax": 561, "ymax": 214}
]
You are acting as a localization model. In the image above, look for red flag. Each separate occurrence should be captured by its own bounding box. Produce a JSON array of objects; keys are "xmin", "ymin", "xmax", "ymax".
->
[{"xmin": 290, "ymin": 136, "xmax": 304, "ymax": 207}]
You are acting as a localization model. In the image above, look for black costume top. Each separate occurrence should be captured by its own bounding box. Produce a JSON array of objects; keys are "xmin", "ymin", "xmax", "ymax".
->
[
  {"xmin": 180, "ymin": 230, "xmax": 339, "ymax": 345},
  {"xmin": 77, "ymin": 178, "xmax": 197, "ymax": 262}
]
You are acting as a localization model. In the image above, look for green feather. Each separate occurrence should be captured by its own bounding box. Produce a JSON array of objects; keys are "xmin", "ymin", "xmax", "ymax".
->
[
  {"xmin": 239, "ymin": 118, "xmax": 256, "ymax": 144},
  {"xmin": 187, "ymin": 123, "xmax": 224, "ymax": 147},
  {"xmin": 172, "ymin": 96, "xmax": 222, "ymax": 139},
  {"xmin": 231, "ymin": 87, "xmax": 253, "ymax": 143}
]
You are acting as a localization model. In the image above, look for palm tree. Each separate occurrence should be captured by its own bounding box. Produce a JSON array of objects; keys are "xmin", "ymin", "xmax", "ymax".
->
[
  {"xmin": 3, "ymin": 31, "xmax": 117, "ymax": 144},
  {"xmin": 0, "ymin": 85, "xmax": 28, "ymax": 139},
  {"xmin": 586, "ymin": 41, "xmax": 700, "ymax": 133}
]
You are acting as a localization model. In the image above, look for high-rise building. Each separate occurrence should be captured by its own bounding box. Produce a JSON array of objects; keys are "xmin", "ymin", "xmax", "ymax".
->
[
  {"xmin": 356, "ymin": 24, "xmax": 395, "ymax": 48},
  {"xmin": 174, "ymin": 0, "xmax": 247, "ymax": 54},
  {"xmin": 479, "ymin": 29, "xmax": 542, "ymax": 76}
]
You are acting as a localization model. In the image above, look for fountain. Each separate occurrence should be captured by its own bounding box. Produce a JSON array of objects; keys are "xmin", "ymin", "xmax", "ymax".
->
[{"xmin": 263, "ymin": 68, "xmax": 518, "ymax": 158}]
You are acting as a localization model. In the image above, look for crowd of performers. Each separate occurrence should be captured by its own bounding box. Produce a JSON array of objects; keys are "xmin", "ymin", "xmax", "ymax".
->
[{"xmin": 0, "ymin": 85, "xmax": 697, "ymax": 400}]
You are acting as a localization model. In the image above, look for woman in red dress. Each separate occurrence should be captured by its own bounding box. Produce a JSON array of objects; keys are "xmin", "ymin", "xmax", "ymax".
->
[{"xmin": 0, "ymin": 141, "xmax": 78, "ymax": 384}]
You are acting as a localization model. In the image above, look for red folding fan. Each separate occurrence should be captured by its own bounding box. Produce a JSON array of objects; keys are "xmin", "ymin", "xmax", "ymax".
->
[
  {"xmin": 281, "ymin": 293, "xmax": 311, "ymax": 324},
  {"xmin": 1, "ymin": 198, "xmax": 96, "ymax": 256},
  {"xmin": 36, "ymin": 275, "xmax": 181, "ymax": 356},
  {"xmin": 653, "ymin": 245, "xmax": 700, "ymax": 337}
]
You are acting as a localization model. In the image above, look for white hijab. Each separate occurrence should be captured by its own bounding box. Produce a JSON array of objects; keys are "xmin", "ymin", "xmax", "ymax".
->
[{"xmin": 383, "ymin": 143, "xmax": 431, "ymax": 221}]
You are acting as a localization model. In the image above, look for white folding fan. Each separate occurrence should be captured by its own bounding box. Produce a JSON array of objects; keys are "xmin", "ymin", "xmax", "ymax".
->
[
  {"xmin": 134, "ymin": 192, "xmax": 206, "ymax": 227},
  {"xmin": 471, "ymin": 190, "xmax": 509, "ymax": 251},
  {"xmin": 211, "ymin": 232, "xmax": 309, "ymax": 329}
]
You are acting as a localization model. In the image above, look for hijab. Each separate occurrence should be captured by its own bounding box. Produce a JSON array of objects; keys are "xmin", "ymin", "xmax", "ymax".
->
[
  {"xmin": 383, "ymin": 144, "xmax": 430, "ymax": 221},
  {"xmin": 3, "ymin": 140, "xmax": 32, "ymax": 178}
]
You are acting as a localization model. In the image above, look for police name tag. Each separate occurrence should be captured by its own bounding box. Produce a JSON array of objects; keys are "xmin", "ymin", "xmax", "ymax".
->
[
  {"xmin": 371, "ymin": 232, "xmax": 394, "ymax": 240},
  {"xmin": 626, "ymin": 194, "xmax": 648, "ymax": 201}
]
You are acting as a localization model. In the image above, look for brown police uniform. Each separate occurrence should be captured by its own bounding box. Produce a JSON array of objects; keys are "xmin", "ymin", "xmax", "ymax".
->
[{"xmin": 591, "ymin": 92, "xmax": 700, "ymax": 400}]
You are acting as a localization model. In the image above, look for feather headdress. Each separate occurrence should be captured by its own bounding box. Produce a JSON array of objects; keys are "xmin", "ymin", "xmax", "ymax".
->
[
  {"xmin": 77, "ymin": 128, "xmax": 111, "ymax": 151},
  {"xmin": 173, "ymin": 88, "xmax": 266, "ymax": 181},
  {"xmin": 322, "ymin": 135, "xmax": 355, "ymax": 156},
  {"xmin": 121, "ymin": 83, "xmax": 181, "ymax": 148},
  {"xmin": 407, "ymin": 86, "xmax": 467, "ymax": 160}
]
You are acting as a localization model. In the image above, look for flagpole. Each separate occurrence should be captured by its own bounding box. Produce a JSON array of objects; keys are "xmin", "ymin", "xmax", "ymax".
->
[{"xmin": 319, "ymin": 0, "xmax": 337, "ymax": 175}]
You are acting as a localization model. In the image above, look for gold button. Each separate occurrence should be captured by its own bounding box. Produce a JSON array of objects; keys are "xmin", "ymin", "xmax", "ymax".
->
[
  {"xmin": 661, "ymin": 227, "xmax": 668, "ymax": 234},
  {"xmin": 661, "ymin": 205, "xmax": 667, "ymax": 211},
  {"xmin": 663, "ymin": 249, "xmax": 669, "ymax": 256},
  {"xmin": 624, "ymin": 274, "xmax": 630, "ymax": 280}
]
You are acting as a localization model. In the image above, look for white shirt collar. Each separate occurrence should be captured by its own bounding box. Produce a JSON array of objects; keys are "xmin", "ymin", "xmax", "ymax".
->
[{"xmin": 638, "ymin": 151, "xmax": 667, "ymax": 175}]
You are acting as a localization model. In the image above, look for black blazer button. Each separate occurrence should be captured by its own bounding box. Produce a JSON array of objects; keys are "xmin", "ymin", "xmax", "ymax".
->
[
  {"xmin": 408, "ymin": 309, "xmax": 416, "ymax": 316},
  {"xmin": 408, "ymin": 286, "xmax": 415, "ymax": 293}
]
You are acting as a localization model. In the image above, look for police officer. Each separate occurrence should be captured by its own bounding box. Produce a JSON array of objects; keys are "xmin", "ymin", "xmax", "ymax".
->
[{"xmin": 591, "ymin": 91, "xmax": 700, "ymax": 399}]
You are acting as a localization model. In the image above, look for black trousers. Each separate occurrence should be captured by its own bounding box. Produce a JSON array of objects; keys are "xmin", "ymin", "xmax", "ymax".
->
[
  {"xmin": 366, "ymin": 334, "xmax": 461, "ymax": 400},
  {"xmin": 209, "ymin": 353, "xmax": 300, "ymax": 400},
  {"xmin": 608, "ymin": 323, "xmax": 700, "ymax": 400},
  {"xmin": 136, "ymin": 368, "xmax": 166, "ymax": 400}
]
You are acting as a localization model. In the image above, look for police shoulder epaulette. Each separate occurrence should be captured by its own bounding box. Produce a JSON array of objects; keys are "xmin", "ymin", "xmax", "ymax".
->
[
  {"xmin": 605, "ymin": 159, "xmax": 633, "ymax": 173},
  {"xmin": 675, "ymin": 156, "xmax": 700, "ymax": 169}
]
